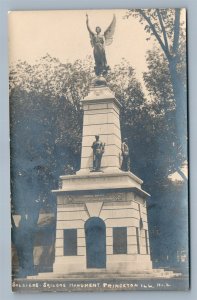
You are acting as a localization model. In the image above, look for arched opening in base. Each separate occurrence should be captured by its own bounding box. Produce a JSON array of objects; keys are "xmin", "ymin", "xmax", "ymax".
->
[{"xmin": 85, "ymin": 217, "xmax": 106, "ymax": 268}]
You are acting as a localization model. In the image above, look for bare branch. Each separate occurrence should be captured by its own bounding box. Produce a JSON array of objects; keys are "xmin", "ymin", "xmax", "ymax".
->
[
  {"xmin": 138, "ymin": 10, "xmax": 169, "ymax": 59},
  {"xmin": 156, "ymin": 9, "xmax": 170, "ymax": 56}
]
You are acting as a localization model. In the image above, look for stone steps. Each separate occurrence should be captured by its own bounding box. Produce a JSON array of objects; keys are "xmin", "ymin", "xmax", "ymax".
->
[{"xmin": 27, "ymin": 269, "xmax": 182, "ymax": 280}]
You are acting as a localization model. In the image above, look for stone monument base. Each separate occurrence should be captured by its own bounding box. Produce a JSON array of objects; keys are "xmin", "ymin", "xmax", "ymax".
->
[
  {"xmin": 50, "ymin": 171, "xmax": 153, "ymax": 276},
  {"xmin": 53, "ymin": 254, "xmax": 152, "ymax": 275}
]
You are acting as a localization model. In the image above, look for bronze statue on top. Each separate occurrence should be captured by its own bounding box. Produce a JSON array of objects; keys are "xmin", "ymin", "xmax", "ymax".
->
[
  {"xmin": 86, "ymin": 14, "xmax": 116, "ymax": 77},
  {"xmin": 91, "ymin": 135, "xmax": 105, "ymax": 172},
  {"xmin": 121, "ymin": 138, "xmax": 130, "ymax": 172}
]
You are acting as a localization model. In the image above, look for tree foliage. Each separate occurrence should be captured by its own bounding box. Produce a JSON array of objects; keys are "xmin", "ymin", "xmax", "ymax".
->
[
  {"xmin": 123, "ymin": 9, "xmax": 188, "ymax": 266},
  {"xmin": 125, "ymin": 8, "xmax": 187, "ymax": 157},
  {"xmin": 10, "ymin": 56, "xmax": 93, "ymax": 276},
  {"xmin": 143, "ymin": 48, "xmax": 186, "ymax": 182}
]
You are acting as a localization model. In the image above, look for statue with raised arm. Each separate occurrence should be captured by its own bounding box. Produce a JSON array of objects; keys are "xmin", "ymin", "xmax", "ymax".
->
[{"xmin": 86, "ymin": 14, "xmax": 116, "ymax": 76}]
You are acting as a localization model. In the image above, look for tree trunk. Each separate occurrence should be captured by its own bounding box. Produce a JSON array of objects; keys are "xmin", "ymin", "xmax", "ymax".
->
[{"xmin": 168, "ymin": 56, "xmax": 187, "ymax": 158}]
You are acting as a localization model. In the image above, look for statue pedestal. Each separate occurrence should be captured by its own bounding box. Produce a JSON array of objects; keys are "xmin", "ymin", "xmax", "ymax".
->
[
  {"xmin": 77, "ymin": 83, "xmax": 122, "ymax": 174},
  {"xmin": 52, "ymin": 170, "xmax": 152, "ymax": 275},
  {"xmin": 57, "ymin": 171, "xmax": 148, "ymax": 195},
  {"xmin": 52, "ymin": 83, "xmax": 153, "ymax": 276}
]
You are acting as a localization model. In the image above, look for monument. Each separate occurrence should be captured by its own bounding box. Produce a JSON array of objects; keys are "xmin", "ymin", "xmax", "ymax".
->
[{"xmin": 51, "ymin": 14, "xmax": 153, "ymax": 275}]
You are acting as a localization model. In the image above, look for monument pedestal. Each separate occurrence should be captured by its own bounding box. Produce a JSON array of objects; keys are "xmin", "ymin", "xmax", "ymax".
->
[
  {"xmin": 78, "ymin": 84, "xmax": 122, "ymax": 174},
  {"xmin": 52, "ymin": 170, "xmax": 152, "ymax": 275},
  {"xmin": 26, "ymin": 81, "xmax": 182, "ymax": 280},
  {"xmin": 52, "ymin": 82, "xmax": 153, "ymax": 276}
]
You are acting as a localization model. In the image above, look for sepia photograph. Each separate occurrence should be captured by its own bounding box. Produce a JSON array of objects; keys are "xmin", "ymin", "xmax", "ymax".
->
[{"xmin": 9, "ymin": 9, "xmax": 189, "ymax": 292}]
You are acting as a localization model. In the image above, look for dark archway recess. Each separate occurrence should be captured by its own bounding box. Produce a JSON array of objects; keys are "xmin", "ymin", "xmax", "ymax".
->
[{"xmin": 85, "ymin": 217, "xmax": 106, "ymax": 268}]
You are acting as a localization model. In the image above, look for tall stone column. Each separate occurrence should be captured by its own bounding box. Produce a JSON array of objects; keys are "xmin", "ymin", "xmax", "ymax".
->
[
  {"xmin": 77, "ymin": 82, "xmax": 122, "ymax": 174},
  {"xmin": 51, "ymin": 79, "xmax": 153, "ymax": 276}
]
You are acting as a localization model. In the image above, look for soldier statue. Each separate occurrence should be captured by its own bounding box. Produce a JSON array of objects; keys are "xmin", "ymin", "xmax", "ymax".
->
[
  {"xmin": 91, "ymin": 135, "xmax": 105, "ymax": 171},
  {"xmin": 121, "ymin": 138, "xmax": 130, "ymax": 172}
]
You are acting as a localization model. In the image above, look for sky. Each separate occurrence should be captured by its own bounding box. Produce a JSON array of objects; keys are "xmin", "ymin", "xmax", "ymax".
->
[
  {"xmin": 8, "ymin": 9, "xmax": 186, "ymax": 94},
  {"xmin": 8, "ymin": 9, "xmax": 155, "ymax": 92}
]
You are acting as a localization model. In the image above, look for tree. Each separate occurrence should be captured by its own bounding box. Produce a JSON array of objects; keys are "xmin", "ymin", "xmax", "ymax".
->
[
  {"xmin": 125, "ymin": 9, "xmax": 187, "ymax": 157},
  {"xmin": 143, "ymin": 48, "xmax": 187, "ymax": 182},
  {"xmin": 10, "ymin": 56, "xmax": 93, "ymax": 276}
]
